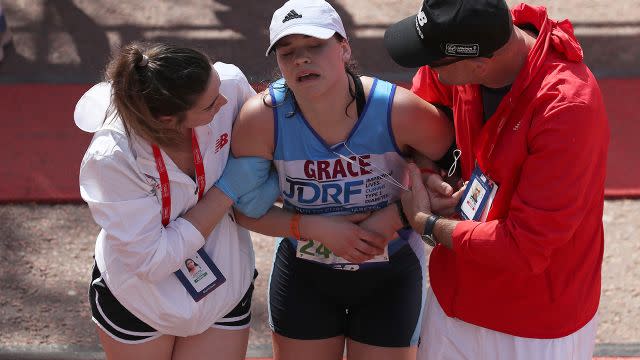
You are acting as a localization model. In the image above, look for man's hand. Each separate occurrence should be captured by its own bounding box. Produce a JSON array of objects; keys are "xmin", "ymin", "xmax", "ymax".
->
[{"xmin": 422, "ymin": 171, "xmax": 465, "ymax": 216}]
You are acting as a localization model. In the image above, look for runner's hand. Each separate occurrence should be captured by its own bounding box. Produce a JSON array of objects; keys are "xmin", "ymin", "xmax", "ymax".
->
[
  {"xmin": 357, "ymin": 205, "xmax": 403, "ymax": 245},
  {"xmin": 301, "ymin": 213, "xmax": 385, "ymax": 264}
]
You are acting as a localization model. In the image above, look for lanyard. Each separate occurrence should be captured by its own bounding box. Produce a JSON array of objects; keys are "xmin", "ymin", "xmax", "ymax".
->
[
  {"xmin": 152, "ymin": 129, "xmax": 205, "ymax": 226},
  {"xmin": 331, "ymin": 142, "xmax": 409, "ymax": 192}
]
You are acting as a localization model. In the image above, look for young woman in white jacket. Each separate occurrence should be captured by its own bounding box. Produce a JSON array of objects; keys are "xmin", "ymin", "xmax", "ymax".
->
[{"xmin": 76, "ymin": 42, "xmax": 277, "ymax": 360}]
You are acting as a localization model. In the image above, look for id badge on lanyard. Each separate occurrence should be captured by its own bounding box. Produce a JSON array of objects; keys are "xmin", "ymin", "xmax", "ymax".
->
[
  {"xmin": 456, "ymin": 165, "xmax": 498, "ymax": 221},
  {"xmin": 152, "ymin": 130, "xmax": 226, "ymax": 302}
]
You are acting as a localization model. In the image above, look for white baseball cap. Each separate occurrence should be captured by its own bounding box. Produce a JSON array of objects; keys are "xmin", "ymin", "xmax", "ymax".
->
[{"xmin": 266, "ymin": 0, "xmax": 347, "ymax": 56}]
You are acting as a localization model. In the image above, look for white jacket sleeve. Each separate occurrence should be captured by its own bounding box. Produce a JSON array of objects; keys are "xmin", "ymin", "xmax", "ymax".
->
[
  {"xmin": 80, "ymin": 134, "xmax": 205, "ymax": 283},
  {"xmin": 216, "ymin": 62, "xmax": 256, "ymax": 117},
  {"xmin": 236, "ymin": 69, "xmax": 257, "ymax": 106}
]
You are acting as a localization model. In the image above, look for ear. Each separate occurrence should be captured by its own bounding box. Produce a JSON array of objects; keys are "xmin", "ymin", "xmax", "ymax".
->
[{"xmin": 340, "ymin": 41, "xmax": 352, "ymax": 63}]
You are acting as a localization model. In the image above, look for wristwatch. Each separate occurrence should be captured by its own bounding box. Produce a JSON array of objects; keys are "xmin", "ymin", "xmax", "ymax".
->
[{"xmin": 421, "ymin": 214, "xmax": 441, "ymax": 247}]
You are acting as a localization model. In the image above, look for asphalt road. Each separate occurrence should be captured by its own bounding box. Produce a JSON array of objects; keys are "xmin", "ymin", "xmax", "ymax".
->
[{"xmin": 0, "ymin": 201, "xmax": 639, "ymax": 358}]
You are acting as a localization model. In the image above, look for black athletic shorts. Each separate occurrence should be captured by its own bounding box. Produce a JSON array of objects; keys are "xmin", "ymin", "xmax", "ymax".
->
[
  {"xmin": 268, "ymin": 237, "xmax": 426, "ymax": 347},
  {"xmin": 89, "ymin": 262, "xmax": 256, "ymax": 344}
]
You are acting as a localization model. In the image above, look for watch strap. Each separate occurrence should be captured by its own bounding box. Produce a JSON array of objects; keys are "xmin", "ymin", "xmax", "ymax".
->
[
  {"xmin": 423, "ymin": 214, "xmax": 441, "ymax": 238},
  {"xmin": 395, "ymin": 200, "xmax": 410, "ymax": 229}
]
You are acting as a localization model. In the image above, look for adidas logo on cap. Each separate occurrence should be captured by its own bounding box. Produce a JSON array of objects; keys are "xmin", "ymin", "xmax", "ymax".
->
[
  {"xmin": 266, "ymin": 0, "xmax": 347, "ymax": 56},
  {"xmin": 282, "ymin": 9, "xmax": 302, "ymax": 23}
]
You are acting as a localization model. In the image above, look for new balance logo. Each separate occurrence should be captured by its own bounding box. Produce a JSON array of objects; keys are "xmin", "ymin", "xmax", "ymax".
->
[
  {"xmin": 215, "ymin": 133, "xmax": 229, "ymax": 153},
  {"xmin": 282, "ymin": 9, "xmax": 302, "ymax": 23}
]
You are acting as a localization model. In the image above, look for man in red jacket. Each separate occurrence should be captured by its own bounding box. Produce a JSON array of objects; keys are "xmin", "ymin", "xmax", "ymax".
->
[{"xmin": 385, "ymin": 0, "xmax": 609, "ymax": 359}]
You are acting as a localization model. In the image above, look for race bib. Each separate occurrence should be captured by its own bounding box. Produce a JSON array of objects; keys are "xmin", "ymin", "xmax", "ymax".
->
[{"xmin": 296, "ymin": 239, "xmax": 389, "ymax": 269}]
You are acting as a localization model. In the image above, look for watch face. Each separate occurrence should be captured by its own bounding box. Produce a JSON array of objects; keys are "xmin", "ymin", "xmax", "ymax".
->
[{"xmin": 421, "ymin": 234, "xmax": 437, "ymax": 247}]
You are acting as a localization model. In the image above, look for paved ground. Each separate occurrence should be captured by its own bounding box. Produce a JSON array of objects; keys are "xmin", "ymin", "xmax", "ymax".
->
[
  {"xmin": 0, "ymin": 0, "xmax": 639, "ymax": 358},
  {"xmin": 0, "ymin": 201, "xmax": 639, "ymax": 358}
]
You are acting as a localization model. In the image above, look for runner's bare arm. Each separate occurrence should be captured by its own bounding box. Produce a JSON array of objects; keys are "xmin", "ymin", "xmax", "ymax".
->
[
  {"xmin": 394, "ymin": 87, "xmax": 460, "ymax": 215},
  {"xmin": 236, "ymin": 209, "xmax": 385, "ymax": 264},
  {"xmin": 391, "ymin": 85, "xmax": 454, "ymax": 161},
  {"xmin": 231, "ymin": 91, "xmax": 275, "ymax": 159},
  {"xmin": 357, "ymin": 85, "xmax": 455, "ymax": 240}
]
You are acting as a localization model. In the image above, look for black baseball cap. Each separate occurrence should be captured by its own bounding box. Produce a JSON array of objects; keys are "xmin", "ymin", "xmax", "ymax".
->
[{"xmin": 384, "ymin": 0, "xmax": 512, "ymax": 68}]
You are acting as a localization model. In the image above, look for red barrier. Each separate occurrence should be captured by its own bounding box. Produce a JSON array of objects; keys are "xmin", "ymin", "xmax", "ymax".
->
[{"xmin": 0, "ymin": 79, "xmax": 638, "ymax": 202}]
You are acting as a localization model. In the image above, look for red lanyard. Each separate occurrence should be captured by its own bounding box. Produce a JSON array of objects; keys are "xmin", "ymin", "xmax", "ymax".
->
[{"xmin": 152, "ymin": 129, "xmax": 206, "ymax": 227}]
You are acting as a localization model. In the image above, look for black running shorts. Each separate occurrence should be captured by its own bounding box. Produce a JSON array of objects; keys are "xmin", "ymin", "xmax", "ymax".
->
[
  {"xmin": 268, "ymin": 238, "xmax": 425, "ymax": 347},
  {"xmin": 89, "ymin": 263, "xmax": 256, "ymax": 343}
]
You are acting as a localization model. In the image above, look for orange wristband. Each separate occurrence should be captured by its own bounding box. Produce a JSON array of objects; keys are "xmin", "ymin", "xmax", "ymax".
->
[
  {"xmin": 420, "ymin": 168, "xmax": 438, "ymax": 175},
  {"xmin": 290, "ymin": 213, "xmax": 302, "ymax": 240}
]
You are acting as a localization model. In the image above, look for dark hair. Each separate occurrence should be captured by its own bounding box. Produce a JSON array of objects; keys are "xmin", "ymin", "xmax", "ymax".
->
[
  {"xmin": 264, "ymin": 34, "xmax": 359, "ymax": 118},
  {"xmin": 105, "ymin": 42, "xmax": 212, "ymax": 147}
]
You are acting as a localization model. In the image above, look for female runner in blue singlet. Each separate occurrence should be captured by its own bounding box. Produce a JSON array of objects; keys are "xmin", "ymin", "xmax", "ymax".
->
[{"xmin": 233, "ymin": 1, "xmax": 454, "ymax": 359}]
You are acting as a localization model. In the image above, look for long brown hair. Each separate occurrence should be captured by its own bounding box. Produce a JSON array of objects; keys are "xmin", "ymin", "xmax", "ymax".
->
[{"xmin": 105, "ymin": 42, "xmax": 212, "ymax": 147}]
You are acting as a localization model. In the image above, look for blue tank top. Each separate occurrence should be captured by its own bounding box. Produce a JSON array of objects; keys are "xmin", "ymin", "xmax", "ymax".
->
[
  {"xmin": 270, "ymin": 77, "xmax": 421, "ymax": 263},
  {"xmin": 270, "ymin": 77, "xmax": 410, "ymax": 215}
]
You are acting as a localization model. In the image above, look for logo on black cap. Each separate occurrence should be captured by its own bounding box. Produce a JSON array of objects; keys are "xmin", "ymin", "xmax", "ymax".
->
[
  {"xmin": 445, "ymin": 43, "xmax": 480, "ymax": 57},
  {"xmin": 282, "ymin": 10, "xmax": 302, "ymax": 23},
  {"xmin": 415, "ymin": 10, "xmax": 427, "ymax": 39}
]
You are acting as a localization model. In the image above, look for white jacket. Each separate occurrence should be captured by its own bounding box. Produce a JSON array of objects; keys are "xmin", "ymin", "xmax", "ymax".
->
[{"xmin": 77, "ymin": 62, "xmax": 256, "ymax": 336}]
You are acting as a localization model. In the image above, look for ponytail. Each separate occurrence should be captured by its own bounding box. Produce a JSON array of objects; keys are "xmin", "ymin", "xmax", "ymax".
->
[{"xmin": 105, "ymin": 42, "xmax": 212, "ymax": 147}]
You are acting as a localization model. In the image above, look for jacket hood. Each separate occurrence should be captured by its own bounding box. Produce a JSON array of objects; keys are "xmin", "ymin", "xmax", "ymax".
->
[{"xmin": 512, "ymin": 3, "xmax": 583, "ymax": 63}]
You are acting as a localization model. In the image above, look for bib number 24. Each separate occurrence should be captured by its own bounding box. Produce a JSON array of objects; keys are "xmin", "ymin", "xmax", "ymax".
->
[{"xmin": 296, "ymin": 239, "xmax": 389, "ymax": 266}]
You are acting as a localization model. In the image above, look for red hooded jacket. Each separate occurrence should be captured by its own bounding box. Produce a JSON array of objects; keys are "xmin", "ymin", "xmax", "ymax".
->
[{"xmin": 412, "ymin": 4, "xmax": 609, "ymax": 338}]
